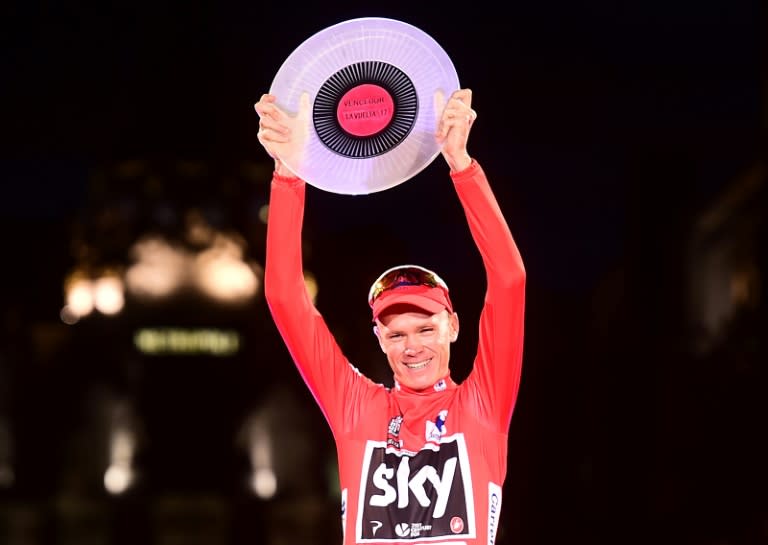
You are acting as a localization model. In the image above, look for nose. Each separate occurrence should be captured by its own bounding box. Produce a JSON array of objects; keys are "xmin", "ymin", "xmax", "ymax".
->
[{"xmin": 403, "ymin": 339, "xmax": 421, "ymax": 356}]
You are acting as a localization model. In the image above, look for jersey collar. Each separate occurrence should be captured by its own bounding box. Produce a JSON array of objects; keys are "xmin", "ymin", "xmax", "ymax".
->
[{"xmin": 394, "ymin": 375, "xmax": 457, "ymax": 395}]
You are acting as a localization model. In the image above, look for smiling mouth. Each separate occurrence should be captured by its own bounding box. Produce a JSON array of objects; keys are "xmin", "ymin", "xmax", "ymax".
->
[{"xmin": 404, "ymin": 360, "xmax": 430, "ymax": 370}]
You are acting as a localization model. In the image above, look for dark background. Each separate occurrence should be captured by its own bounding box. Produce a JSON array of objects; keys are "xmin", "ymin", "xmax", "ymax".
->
[{"xmin": 1, "ymin": 1, "xmax": 765, "ymax": 544}]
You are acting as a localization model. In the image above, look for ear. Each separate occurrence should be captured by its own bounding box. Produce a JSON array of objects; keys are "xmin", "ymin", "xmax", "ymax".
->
[
  {"xmin": 373, "ymin": 325, "xmax": 387, "ymax": 353},
  {"xmin": 450, "ymin": 312, "xmax": 460, "ymax": 342}
]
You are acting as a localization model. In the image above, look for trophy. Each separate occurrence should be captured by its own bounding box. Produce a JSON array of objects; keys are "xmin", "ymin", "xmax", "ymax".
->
[{"xmin": 268, "ymin": 17, "xmax": 460, "ymax": 195}]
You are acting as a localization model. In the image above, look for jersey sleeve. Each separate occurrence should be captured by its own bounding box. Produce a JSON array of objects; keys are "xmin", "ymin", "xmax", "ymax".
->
[
  {"xmin": 263, "ymin": 173, "xmax": 377, "ymax": 436},
  {"xmin": 452, "ymin": 160, "xmax": 526, "ymax": 431}
]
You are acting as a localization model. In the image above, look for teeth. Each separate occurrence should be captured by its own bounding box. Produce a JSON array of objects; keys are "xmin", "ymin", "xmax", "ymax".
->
[{"xmin": 405, "ymin": 360, "xmax": 429, "ymax": 370}]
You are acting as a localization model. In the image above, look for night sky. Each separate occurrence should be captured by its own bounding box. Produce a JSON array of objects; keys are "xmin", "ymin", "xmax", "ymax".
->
[
  {"xmin": 1, "ymin": 1, "xmax": 764, "ymax": 544},
  {"xmin": 2, "ymin": 1, "xmax": 761, "ymax": 290}
]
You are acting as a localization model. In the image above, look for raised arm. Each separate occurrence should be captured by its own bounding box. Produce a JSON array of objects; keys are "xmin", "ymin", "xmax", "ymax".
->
[
  {"xmin": 256, "ymin": 94, "xmax": 371, "ymax": 433},
  {"xmin": 438, "ymin": 89, "xmax": 526, "ymax": 432}
]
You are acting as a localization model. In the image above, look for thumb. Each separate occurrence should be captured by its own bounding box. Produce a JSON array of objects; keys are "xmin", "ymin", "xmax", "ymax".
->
[
  {"xmin": 433, "ymin": 89, "xmax": 446, "ymax": 136},
  {"xmin": 298, "ymin": 91, "xmax": 311, "ymax": 123},
  {"xmin": 433, "ymin": 89, "xmax": 446, "ymax": 119}
]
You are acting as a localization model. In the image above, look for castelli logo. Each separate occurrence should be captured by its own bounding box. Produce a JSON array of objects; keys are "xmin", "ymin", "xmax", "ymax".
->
[{"xmin": 450, "ymin": 516, "xmax": 464, "ymax": 533}]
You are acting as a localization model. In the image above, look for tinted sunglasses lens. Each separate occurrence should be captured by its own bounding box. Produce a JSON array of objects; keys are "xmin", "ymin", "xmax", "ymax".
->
[{"xmin": 368, "ymin": 267, "xmax": 447, "ymax": 306}]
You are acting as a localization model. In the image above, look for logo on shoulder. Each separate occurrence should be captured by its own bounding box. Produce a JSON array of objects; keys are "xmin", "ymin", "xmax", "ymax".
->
[{"xmin": 425, "ymin": 409, "xmax": 448, "ymax": 443}]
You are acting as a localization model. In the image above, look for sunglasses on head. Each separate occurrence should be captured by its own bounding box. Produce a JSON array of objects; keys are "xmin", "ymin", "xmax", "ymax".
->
[{"xmin": 367, "ymin": 265, "xmax": 450, "ymax": 307}]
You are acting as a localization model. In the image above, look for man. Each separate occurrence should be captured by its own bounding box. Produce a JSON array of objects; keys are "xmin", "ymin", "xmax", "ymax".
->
[{"xmin": 255, "ymin": 88, "xmax": 525, "ymax": 545}]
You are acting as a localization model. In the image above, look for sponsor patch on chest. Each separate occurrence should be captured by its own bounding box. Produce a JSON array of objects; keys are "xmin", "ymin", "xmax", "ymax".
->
[{"xmin": 356, "ymin": 435, "xmax": 475, "ymax": 542}]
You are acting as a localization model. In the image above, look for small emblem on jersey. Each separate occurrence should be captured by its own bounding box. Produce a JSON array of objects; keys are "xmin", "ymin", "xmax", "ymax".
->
[
  {"xmin": 357, "ymin": 435, "xmax": 475, "ymax": 542},
  {"xmin": 388, "ymin": 415, "xmax": 403, "ymax": 436},
  {"xmin": 393, "ymin": 522, "xmax": 433, "ymax": 538},
  {"xmin": 387, "ymin": 415, "xmax": 404, "ymax": 449},
  {"xmin": 425, "ymin": 410, "xmax": 448, "ymax": 443},
  {"xmin": 394, "ymin": 523, "xmax": 410, "ymax": 537},
  {"xmin": 434, "ymin": 379, "xmax": 447, "ymax": 391}
]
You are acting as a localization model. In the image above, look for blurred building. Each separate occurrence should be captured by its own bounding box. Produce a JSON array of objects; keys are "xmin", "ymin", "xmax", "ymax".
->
[
  {"xmin": 686, "ymin": 163, "xmax": 765, "ymax": 356},
  {"xmin": 0, "ymin": 159, "xmax": 341, "ymax": 545}
]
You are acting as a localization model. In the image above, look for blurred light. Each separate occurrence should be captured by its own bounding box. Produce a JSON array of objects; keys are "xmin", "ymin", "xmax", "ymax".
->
[
  {"xmin": 66, "ymin": 277, "xmax": 94, "ymax": 317},
  {"xmin": 251, "ymin": 468, "xmax": 277, "ymax": 499},
  {"xmin": 731, "ymin": 263, "xmax": 760, "ymax": 308},
  {"xmin": 185, "ymin": 209, "xmax": 215, "ymax": 246},
  {"xmin": 111, "ymin": 429, "xmax": 135, "ymax": 461},
  {"xmin": 304, "ymin": 270, "xmax": 318, "ymax": 304},
  {"xmin": 133, "ymin": 328, "xmax": 240, "ymax": 356},
  {"xmin": 125, "ymin": 236, "xmax": 188, "ymax": 298},
  {"xmin": 0, "ymin": 420, "xmax": 13, "ymax": 488},
  {"xmin": 0, "ymin": 464, "xmax": 14, "ymax": 488},
  {"xmin": 63, "ymin": 267, "xmax": 126, "ymax": 319},
  {"xmin": 195, "ymin": 256, "xmax": 260, "ymax": 302},
  {"xmin": 104, "ymin": 464, "xmax": 133, "ymax": 495},
  {"xmin": 93, "ymin": 274, "xmax": 125, "ymax": 315},
  {"xmin": 243, "ymin": 414, "xmax": 277, "ymax": 499},
  {"xmin": 125, "ymin": 233, "xmax": 263, "ymax": 303},
  {"xmin": 105, "ymin": 428, "xmax": 136, "ymax": 495},
  {"xmin": 258, "ymin": 204, "xmax": 269, "ymax": 224},
  {"xmin": 194, "ymin": 236, "xmax": 260, "ymax": 302},
  {"xmin": 59, "ymin": 305, "xmax": 80, "ymax": 325}
]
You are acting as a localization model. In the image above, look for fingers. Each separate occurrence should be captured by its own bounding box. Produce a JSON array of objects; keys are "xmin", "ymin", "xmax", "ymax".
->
[
  {"xmin": 253, "ymin": 93, "xmax": 276, "ymax": 120},
  {"xmin": 452, "ymin": 88, "xmax": 473, "ymax": 106},
  {"xmin": 254, "ymin": 94, "xmax": 290, "ymax": 142},
  {"xmin": 436, "ymin": 88, "xmax": 477, "ymax": 142},
  {"xmin": 444, "ymin": 107, "xmax": 477, "ymax": 124},
  {"xmin": 254, "ymin": 94, "xmax": 284, "ymax": 126},
  {"xmin": 253, "ymin": 92, "xmax": 311, "ymax": 171},
  {"xmin": 444, "ymin": 88, "xmax": 476, "ymax": 123}
]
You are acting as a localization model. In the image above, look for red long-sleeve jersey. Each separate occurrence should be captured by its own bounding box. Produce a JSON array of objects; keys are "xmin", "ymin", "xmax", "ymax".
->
[{"xmin": 264, "ymin": 160, "xmax": 525, "ymax": 545}]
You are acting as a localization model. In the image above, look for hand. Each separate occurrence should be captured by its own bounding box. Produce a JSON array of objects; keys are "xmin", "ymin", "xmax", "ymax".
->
[
  {"xmin": 254, "ymin": 92, "xmax": 311, "ymax": 177},
  {"xmin": 435, "ymin": 88, "xmax": 476, "ymax": 172}
]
